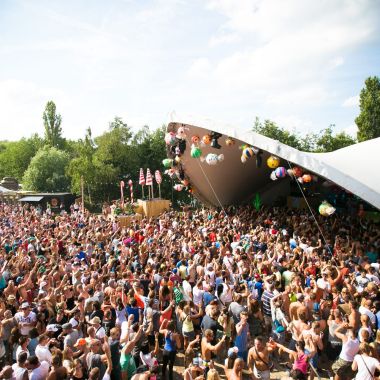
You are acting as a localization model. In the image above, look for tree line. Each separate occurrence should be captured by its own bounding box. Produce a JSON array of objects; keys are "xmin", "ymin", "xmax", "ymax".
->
[{"xmin": 0, "ymin": 76, "xmax": 378, "ymax": 208}]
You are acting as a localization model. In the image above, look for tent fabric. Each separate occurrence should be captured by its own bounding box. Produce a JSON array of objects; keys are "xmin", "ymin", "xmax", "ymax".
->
[
  {"xmin": 19, "ymin": 196, "xmax": 44, "ymax": 202},
  {"xmin": 168, "ymin": 114, "xmax": 380, "ymax": 209},
  {"xmin": 0, "ymin": 185, "xmax": 16, "ymax": 194}
]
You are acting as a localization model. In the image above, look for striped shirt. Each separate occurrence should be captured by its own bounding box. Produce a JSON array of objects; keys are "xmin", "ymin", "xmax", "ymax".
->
[{"xmin": 261, "ymin": 290, "xmax": 274, "ymax": 317}]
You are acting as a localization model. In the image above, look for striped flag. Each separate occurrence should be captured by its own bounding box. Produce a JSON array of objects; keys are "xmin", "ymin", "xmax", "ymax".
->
[
  {"xmin": 146, "ymin": 168, "xmax": 153, "ymax": 186},
  {"xmin": 155, "ymin": 170, "xmax": 162, "ymax": 184},
  {"xmin": 139, "ymin": 168, "xmax": 145, "ymax": 185}
]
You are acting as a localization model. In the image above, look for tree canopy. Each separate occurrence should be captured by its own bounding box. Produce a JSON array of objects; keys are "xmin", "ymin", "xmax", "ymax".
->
[
  {"xmin": 43, "ymin": 101, "xmax": 64, "ymax": 149},
  {"xmin": 356, "ymin": 76, "xmax": 380, "ymax": 142},
  {"xmin": 253, "ymin": 118, "xmax": 357, "ymax": 152},
  {"xmin": 23, "ymin": 146, "xmax": 70, "ymax": 192}
]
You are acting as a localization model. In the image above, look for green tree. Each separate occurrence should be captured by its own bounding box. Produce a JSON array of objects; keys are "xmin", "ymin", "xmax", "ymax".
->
[
  {"xmin": 253, "ymin": 117, "xmax": 304, "ymax": 150},
  {"xmin": 356, "ymin": 76, "xmax": 380, "ymax": 142},
  {"xmin": 43, "ymin": 101, "xmax": 64, "ymax": 149},
  {"xmin": 253, "ymin": 118, "xmax": 356, "ymax": 152},
  {"xmin": 312, "ymin": 125, "xmax": 357, "ymax": 152},
  {"xmin": 23, "ymin": 146, "xmax": 70, "ymax": 192},
  {"xmin": 0, "ymin": 134, "xmax": 44, "ymax": 180}
]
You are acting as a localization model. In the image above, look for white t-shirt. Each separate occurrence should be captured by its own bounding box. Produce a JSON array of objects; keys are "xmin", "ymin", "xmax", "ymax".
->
[
  {"xmin": 358, "ymin": 306, "xmax": 377, "ymax": 326},
  {"xmin": 182, "ymin": 280, "xmax": 192, "ymax": 302},
  {"xmin": 95, "ymin": 326, "xmax": 106, "ymax": 340},
  {"xmin": 12, "ymin": 363, "xmax": 28, "ymax": 380},
  {"xmin": 30, "ymin": 360, "xmax": 50, "ymax": 380},
  {"xmin": 35, "ymin": 344, "xmax": 52, "ymax": 365},
  {"xmin": 193, "ymin": 287, "xmax": 204, "ymax": 305},
  {"xmin": 354, "ymin": 354, "xmax": 379, "ymax": 380},
  {"xmin": 14, "ymin": 311, "xmax": 37, "ymax": 336},
  {"xmin": 15, "ymin": 347, "xmax": 29, "ymax": 361}
]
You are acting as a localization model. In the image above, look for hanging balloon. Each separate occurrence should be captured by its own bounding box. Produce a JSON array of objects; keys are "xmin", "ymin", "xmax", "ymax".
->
[
  {"xmin": 165, "ymin": 132, "xmax": 177, "ymax": 145},
  {"xmin": 275, "ymin": 167, "xmax": 287, "ymax": 178},
  {"xmin": 267, "ymin": 155, "xmax": 280, "ymax": 169},
  {"xmin": 302, "ymin": 174, "xmax": 312, "ymax": 183},
  {"xmin": 205, "ymin": 153, "xmax": 224, "ymax": 165},
  {"xmin": 292, "ymin": 167, "xmax": 303, "ymax": 177},
  {"xmin": 173, "ymin": 184, "xmax": 184, "ymax": 191},
  {"xmin": 319, "ymin": 201, "xmax": 336, "ymax": 216},
  {"xmin": 241, "ymin": 146, "xmax": 254, "ymax": 163},
  {"xmin": 202, "ymin": 134, "xmax": 212, "ymax": 145},
  {"xmin": 255, "ymin": 149, "xmax": 263, "ymax": 168},
  {"xmin": 210, "ymin": 132, "xmax": 222, "ymax": 149},
  {"xmin": 287, "ymin": 168, "xmax": 295, "ymax": 177},
  {"xmin": 176, "ymin": 126, "xmax": 187, "ymax": 140},
  {"xmin": 270, "ymin": 171, "xmax": 278, "ymax": 181},
  {"xmin": 177, "ymin": 139, "xmax": 186, "ymax": 154},
  {"xmin": 191, "ymin": 135, "xmax": 200, "ymax": 144},
  {"xmin": 191, "ymin": 144, "xmax": 202, "ymax": 158},
  {"xmin": 162, "ymin": 158, "xmax": 173, "ymax": 168},
  {"xmin": 225, "ymin": 137, "xmax": 235, "ymax": 146},
  {"xmin": 165, "ymin": 169, "xmax": 177, "ymax": 179}
]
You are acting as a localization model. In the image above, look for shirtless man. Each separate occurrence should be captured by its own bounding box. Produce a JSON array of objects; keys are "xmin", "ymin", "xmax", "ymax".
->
[
  {"xmin": 289, "ymin": 293, "xmax": 305, "ymax": 320},
  {"xmin": 201, "ymin": 329, "xmax": 226, "ymax": 369},
  {"xmin": 348, "ymin": 300, "xmax": 360, "ymax": 333},
  {"xmin": 247, "ymin": 336, "xmax": 275, "ymax": 380},
  {"xmin": 229, "ymin": 357, "xmax": 244, "ymax": 380},
  {"xmin": 288, "ymin": 310, "xmax": 309, "ymax": 351}
]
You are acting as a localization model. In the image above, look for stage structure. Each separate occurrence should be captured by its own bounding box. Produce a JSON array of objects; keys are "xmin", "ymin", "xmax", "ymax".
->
[{"xmin": 166, "ymin": 114, "xmax": 380, "ymax": 210}]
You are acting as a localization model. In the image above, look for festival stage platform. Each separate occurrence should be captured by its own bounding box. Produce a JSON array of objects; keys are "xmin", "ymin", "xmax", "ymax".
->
[{"xmin": 136, "ymin": 199, "xmax": 170, "ymax": 218}]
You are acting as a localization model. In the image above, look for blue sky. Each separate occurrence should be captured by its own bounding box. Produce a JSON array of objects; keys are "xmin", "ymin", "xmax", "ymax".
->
[{"xmin": 0, "ymin": 0, "xmax": 379, "ymax": 140}]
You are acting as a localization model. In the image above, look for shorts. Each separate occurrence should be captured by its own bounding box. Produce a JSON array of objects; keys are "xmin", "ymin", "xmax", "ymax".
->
[
  {"xmin": 253, "ymin": 365, "xmax": 270, "ymax": 380},
  {"xmin": 182, "ymin": 330, "xmax": 195, "ymax": 340},
  {"xmin": 305, "ymin": 349, "xmax": 318, "ymax": 368},
  {"xmin": 332, "ymin": 357, "xmax": 352, "ymax": 377}
]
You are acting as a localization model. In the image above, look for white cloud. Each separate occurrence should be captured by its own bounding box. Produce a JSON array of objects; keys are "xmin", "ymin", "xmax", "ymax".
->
[
  {"xmin": 0, "ymin": 80, "xmax": 70, "ymax": 140},
  {"xmin": 342, "ymin": 124, "xmax": 358, "ymax": 137},
  {"xmin": 342, "ymin": 95, "xmax": 360, "ymax": 108},
  {"xmin": 187, "ymin": 58, "xmax": 212, "ymax": 78},
  {"xmin": 272, "ymin": 115, "xmax": 314, "ymax": 134},
  {"xmin": 203, "ymin": 0, "xmax": 378, "ymax": 107}
]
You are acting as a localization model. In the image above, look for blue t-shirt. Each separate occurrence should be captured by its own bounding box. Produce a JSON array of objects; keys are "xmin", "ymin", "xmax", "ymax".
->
[{"xmin": 126, "ymin": 306, "xmax": 140, "ymax": 323}]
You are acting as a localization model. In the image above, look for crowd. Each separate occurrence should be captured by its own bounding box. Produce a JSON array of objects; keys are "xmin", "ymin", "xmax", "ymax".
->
[{"xmin": 0, "ymin": 201, "xmax": 379, "ymax": 380}]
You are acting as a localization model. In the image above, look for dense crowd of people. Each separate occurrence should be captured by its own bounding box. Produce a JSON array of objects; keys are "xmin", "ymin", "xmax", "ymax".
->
[{"xmin": 0, "ymin": 201, "xmax": 379, "ymax": 380}]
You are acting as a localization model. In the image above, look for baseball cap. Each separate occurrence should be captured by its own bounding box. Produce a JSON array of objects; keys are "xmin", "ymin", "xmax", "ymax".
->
[
  {"xmin": 46, "ymin": 324, "xmax": 59, "ymax": 332},
  {"xmin": 227, "ymin": 347, "xmax": 238, "ymax": 357}
]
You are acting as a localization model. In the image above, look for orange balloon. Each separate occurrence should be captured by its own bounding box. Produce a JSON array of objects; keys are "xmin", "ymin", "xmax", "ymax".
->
[
  {"xmin": 302, "ymin": 174, "xmax": 312, "ymax": 183},
  {"xmin": 202, "ymin": 134, "xmax": 211, "ymax": 145}
]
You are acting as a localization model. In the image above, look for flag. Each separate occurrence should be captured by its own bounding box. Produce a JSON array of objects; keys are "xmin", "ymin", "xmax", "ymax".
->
[
  {"xmin": 139, "ymin": 168, "xmax": 145, "ymax": 185},
  {"xmin": 146, "ymin": 168, "xmax": 153, "ymax": 186}
]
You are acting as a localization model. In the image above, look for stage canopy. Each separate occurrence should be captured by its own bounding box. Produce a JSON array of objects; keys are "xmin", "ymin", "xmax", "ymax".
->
[{"xmin": 167, "ymin": 115, "xmax": 380, "ymax": 210}]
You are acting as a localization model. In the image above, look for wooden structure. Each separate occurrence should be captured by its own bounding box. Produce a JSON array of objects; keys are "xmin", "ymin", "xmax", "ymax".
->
[{"xmin": 137, "ymin": 199, "xmax": 170, "ymax": 218}]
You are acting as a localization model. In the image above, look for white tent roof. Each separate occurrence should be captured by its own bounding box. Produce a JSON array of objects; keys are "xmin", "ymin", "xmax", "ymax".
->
[
  {"xmin": 168, "ymin": 114, "xmax": 380, "ymax": 209},
  {"xmin": 0, "ymin": 185, "xmax": 16, "ymax": 194}
]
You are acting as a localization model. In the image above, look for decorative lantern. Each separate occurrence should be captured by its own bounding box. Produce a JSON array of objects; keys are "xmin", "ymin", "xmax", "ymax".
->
[
  {"xmin": 302, "ymin": 174, "xmax": 312, "ymax": 183},
  {"xmin": 275, "ymin": 167, "xmax": 287, "ymax": 178},
  {"xmin": 267, "ymin": 156, "xmax": 280, "ymax": 169}
]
